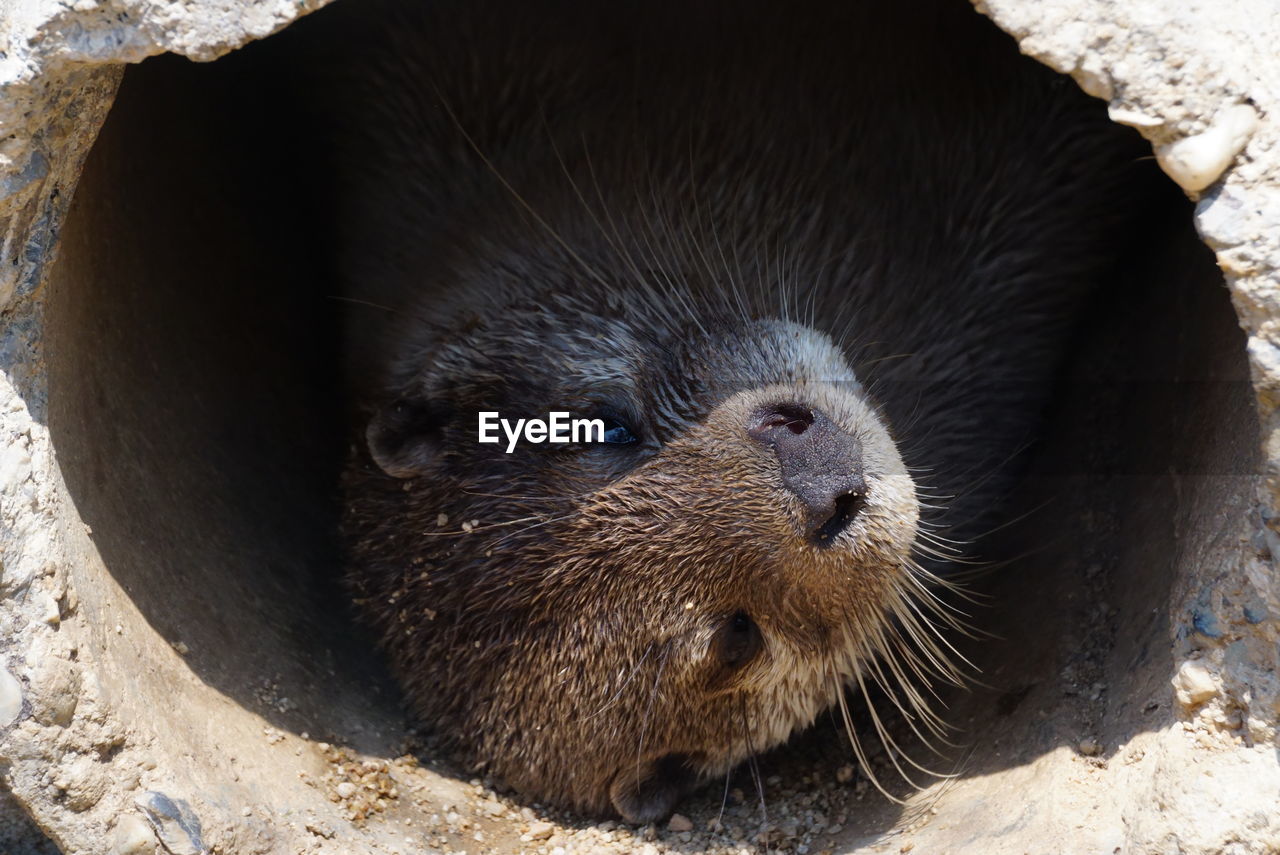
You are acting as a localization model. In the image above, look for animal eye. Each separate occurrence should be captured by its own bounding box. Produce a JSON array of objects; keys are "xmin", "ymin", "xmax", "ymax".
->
[
  {"xmin": 599, "ymin": 418, "xmax": 639, "ymax": 445},
  {"xmin": 713, "ymin": 611, "xmax": 762, "ymax": 668}
]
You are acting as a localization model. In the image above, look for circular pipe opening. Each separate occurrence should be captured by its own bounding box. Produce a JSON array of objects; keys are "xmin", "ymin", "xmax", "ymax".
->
[{"xmin": 28, "ymin": 0, "xmax": 1260, "ymax": 851}]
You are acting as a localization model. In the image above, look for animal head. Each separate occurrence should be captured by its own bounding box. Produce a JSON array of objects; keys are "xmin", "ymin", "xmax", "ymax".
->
[{"xmin": 346, "ymin": 290, "xmax": 953, "ymax": 820}]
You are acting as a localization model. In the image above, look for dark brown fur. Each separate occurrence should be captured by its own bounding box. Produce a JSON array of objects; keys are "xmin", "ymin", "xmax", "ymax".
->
[{"xmin": 329, "ymin": 0, "xmax": 1151, "ymax": 821}]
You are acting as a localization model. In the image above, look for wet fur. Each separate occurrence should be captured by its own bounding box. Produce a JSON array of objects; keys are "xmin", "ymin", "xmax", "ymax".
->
[{"xmin": 328, "ymin": 0, "xmax": 1152, "ymax": 820}]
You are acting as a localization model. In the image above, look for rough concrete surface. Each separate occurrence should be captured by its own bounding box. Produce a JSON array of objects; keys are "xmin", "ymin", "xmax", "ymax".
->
[
  {"xmin": 974, "ymin": 0, "xmax": 1280, "ymax": 850},
  {"xmin": 1, "ymin": 0, "xmax": 1279, "ymax": 853}
]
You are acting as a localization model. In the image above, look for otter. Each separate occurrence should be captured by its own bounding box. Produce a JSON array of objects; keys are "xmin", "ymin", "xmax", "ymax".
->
[{"xmin": 331, "ymin": 0, "xmax": 1152, "ymax": 823}]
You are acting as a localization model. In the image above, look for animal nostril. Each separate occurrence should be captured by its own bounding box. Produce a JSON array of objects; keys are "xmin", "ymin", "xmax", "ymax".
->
[
  {"xmin": 749, "ymin": 404, "xmax": 866, "ymax": 543},
  {"xmin": 751, "ymin": 404, "xmax": 814, "ymax": 437},
  {"xmin": 783, "ymin": 418, "xmax": 808, "ymax": 435},
  {"xmin": 814, "ymin": 490, "xmax": 866, "ymax": 544}
]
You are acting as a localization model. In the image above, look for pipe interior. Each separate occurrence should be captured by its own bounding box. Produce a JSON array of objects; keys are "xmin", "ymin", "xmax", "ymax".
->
[{"xmin": 37, "ymin": 0, "xmax": 1259, "ymax": 849}]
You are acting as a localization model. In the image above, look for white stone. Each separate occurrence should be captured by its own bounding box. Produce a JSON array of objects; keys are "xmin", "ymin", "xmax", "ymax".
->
[
  {"xmin": 112, "ymin": 814, "xmax": 158, "ymax": 855},
  {"xmin": 0, "ymin": 668, "xmax": 22, "ymax": 728},
  {"xmin": 39, "ymin": 591, "xmax": 60, "ymax": 625},
  {"xmin": 1156, "ymin": 104, "xmax": 1259, "ymax": 193},
  {"xmin": 55, "ymin": 755, "xmax": 107, "ymax": 812},
  {"xmin": 526, "ymin": 820, "xmax": 555, "ymax": 840},
  {"xmin": 1107, "ymin": 107, "xmax": 1164, "ymax": 128},
  {"xmin": 1173, "ymin": 660, "xmax": 1219, "ymax": 708}
]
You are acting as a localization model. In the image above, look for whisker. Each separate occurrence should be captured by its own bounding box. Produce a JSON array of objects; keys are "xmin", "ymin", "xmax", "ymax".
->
[
  {"xmin": 487, "ymin": 514, "xmax": 582, "ymax": 549},
  {"xmin": 413, "ymin": 512, "xmax": 569, "ymax": 537},
  {"xmin": 716, "ymin": 765, "xmax": 734, "ymax": 830},
  {"xmin": 326, "ymin": 294, "xmax": 400, "ymax": 314},
  {"xmin": 738, "ymin": 693, "xmax": 768, "ymax": 826},
  {"xmin": 432, "ymin": 85, "xmax": 610, "ymax": 291},
  {"xmin": 635, "ymin": 645, "xmax": 671, "ymax": 794},
  {"xmin": 852, "ymin": 666, "xmax": 942, "ymax": 788},
  {"xmin": 586, "ymin": 641, "xmax": 655, "ymax": 719},
  {"xmin": 459, "ymin": 488, "xmax": 593, "ymax": 503},
  {"xmin": 835, "ymin": 669, "xmax": 905, "ymax": 805}
]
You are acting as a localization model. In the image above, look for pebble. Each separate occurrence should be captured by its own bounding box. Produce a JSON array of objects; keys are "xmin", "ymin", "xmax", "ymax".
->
[
  {"xmin": 1156, "ymin": 104, "xmax": 1258, "ymax": 192},
  {"xmin": 304, "ymin": 820, "xmax": 336, "ymax": 839},
  {"xmin": 336, "ymin": 782, "xmax": 357, "ymax": 799},
  {"xmin": 667, "ymin": 813, "xmax": 694, "ymax": 832},
  {"xmin": 135, "ymin": 791, "xmax": 205, "ymax": 855},
  {"xmin": 31, "ymin": 655, "xmax": 79, "ymax": 727},
  {"xmin": 0, "ymin": 667, "xmax": 23, "ymax": 728},
  {"xmin": 1078, "ymin": 738, "xmax": 1101, "ymax": 756},
  {"xmin": 1172, "ymin": 659, "xmax": 1218, "ymax": 707},
  {"xmin": 526, "ymin": 820, "xmax": 555, "ymax": 840},
  {"xmin": 40, "ymin": 591, "xmax": 60, "ymax": 625},
  {"xmin": 55, "ymin": 755, "xmax": 108, "ymax": 811},
  {"xmin": 111, "ymin": 815, "xmax": 157, "ymax": 855},
  {"xmin": 1107, "ymin": 106, "xmax": 1163, "ymax": 128}
]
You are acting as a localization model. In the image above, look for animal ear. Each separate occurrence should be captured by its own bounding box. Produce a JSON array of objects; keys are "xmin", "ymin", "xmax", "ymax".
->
[
  {"xmin": 365, "ymin": 397, "xmax": 445, "ymax": 478},
  {"xmin": 609, "ymin": 753, "xmax": 697, "ymax": 824}
]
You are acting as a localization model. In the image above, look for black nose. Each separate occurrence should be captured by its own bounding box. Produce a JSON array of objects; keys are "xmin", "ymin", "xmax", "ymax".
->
[{"xmin": 748, "ymin": 404, "xmax": 866, "ymax": 545}]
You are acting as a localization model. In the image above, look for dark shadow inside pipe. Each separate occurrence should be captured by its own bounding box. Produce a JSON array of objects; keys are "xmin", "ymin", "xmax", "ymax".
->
[{"xmin": 39, "ymin": 0, "xmax": 1257, "ymax": 847}]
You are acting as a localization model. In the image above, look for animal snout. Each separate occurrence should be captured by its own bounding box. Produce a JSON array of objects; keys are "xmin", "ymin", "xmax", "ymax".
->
[{"xmin": 748, "ymin": 404, "xmax": 867, "ymax": 545}]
